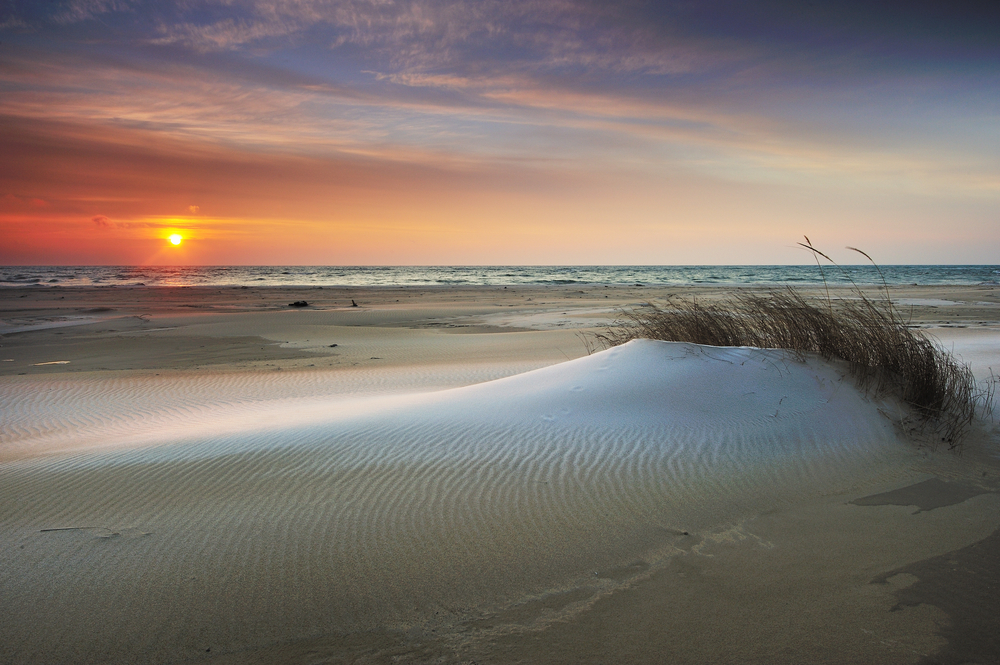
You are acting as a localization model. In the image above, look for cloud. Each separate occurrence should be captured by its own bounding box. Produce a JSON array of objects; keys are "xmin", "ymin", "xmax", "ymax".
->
[
  {"xmin": 14, "ymin": 1, "xmax": 999, "ymax": 80},
  {"xmin": 0, "ymin": 16, "xmax": 29, "ymax": 29},
  {"xmin": 1, "ymin": 33, "xmax": 995, "ymax": 201},
  {"xmin": 52, "ymin": 0, "xmax": 137, "ymax": 24},
  {"xmin": 1, "ymin": 194, "xmax": 51, "ymax": 209},
  {"xmin": 133, "ymin": 0, "xmax": 714, "ymax": 79},
  {"xmin": 0, "ymin": 113, "xmax": 572, "ymax": 225},
  {"xmin": 151, "ymin": 17, "xmax": 303, "ymax": 52},
  {"xmin": 92, "ymin": 214, "xmax": 145, "ymax": 228}
]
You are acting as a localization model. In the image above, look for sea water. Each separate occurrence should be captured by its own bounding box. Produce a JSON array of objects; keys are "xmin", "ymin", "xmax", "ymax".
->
[{"xmin": 1, "ymin": 265, "xmax": 998, "ymax": 288}]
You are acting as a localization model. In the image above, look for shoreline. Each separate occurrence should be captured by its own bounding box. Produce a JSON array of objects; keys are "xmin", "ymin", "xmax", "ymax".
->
[{"xmin": 0, "ymin": 285, "xmax": 1000, "ymax": 376}]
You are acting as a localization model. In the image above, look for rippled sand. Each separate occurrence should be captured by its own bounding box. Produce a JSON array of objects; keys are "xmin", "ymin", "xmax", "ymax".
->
[{"xmin": 2, "ymin": 286, "xmax": 999, "ymax": 664}]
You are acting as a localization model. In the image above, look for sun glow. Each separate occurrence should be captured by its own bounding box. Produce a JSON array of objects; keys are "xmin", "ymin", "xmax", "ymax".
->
[{"xmin": 168, "ymin": 234, "xmax": 183, "ymax": 246}]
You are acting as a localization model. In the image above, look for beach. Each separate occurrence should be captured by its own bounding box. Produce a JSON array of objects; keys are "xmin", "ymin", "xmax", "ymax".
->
[{"xmin": 1, "ymin": 283, "xmax": 999, "ymax": 664}]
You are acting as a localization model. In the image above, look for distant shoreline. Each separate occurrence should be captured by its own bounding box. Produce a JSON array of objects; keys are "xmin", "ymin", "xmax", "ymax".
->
[{"xmin": 2, "ymin": 264, "xmax": 998, "ymax": 289}]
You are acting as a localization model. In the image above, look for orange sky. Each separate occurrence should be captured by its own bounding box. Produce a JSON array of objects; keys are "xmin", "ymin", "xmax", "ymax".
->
[{"xmin": 2, "ymin": 1, "xmax": 998, "ymax": 265}]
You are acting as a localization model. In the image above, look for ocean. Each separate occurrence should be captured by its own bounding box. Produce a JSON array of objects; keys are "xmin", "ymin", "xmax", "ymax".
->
[{"xmin": 1, "ymin": 265, "xmax": 998, "ymax": 288}]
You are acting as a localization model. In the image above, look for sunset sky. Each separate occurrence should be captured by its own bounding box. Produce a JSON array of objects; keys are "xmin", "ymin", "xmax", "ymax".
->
[{"xmin": 1, "ymin": 1, "xmax": 997, "ymax": 265}]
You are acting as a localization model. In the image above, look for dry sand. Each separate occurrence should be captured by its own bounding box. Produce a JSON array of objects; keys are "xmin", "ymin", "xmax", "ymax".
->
[{"xmin": 1, "ymin": 283, "xmax": 999, "ymax": 664}]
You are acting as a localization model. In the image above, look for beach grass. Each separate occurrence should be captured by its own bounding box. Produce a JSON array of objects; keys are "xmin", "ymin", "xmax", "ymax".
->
[{"xmin": 591, "ymin": 287, "xmax": 983, "ymax": 448}]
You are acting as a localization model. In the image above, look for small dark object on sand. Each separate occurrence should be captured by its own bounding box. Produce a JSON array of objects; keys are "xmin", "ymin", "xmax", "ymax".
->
[
  {"xmin": 289, "ymin": 301, "xmax": 308, "ymax": 307},
  {"xmin": 351, "ymin": 299, "xmax": 358, "ymax": 307},
  {"xmin": 328, "ymin": 344, "xmax": 338, "ymax": 347}
]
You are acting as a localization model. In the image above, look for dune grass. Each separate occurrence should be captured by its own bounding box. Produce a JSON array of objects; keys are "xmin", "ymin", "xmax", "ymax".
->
[{"xmin": 591, "ymin": 254, "xmax": 986, "ymax": 448}]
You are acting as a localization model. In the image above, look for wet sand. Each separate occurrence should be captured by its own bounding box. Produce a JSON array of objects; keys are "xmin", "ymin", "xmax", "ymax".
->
[{"xmin": 1, "ymin": 283, "xmax": 999, "ymax": 664}]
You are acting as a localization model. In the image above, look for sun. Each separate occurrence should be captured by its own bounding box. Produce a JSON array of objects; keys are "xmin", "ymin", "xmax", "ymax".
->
[{"xmin": 168, "ymin": 234, "xmax": 183, "ymax": 246}]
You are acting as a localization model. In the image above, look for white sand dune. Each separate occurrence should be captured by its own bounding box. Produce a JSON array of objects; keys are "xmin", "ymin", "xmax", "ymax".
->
[{"xmin": 0, "ymin": 340, "xmax": 916, "ymax": 663}]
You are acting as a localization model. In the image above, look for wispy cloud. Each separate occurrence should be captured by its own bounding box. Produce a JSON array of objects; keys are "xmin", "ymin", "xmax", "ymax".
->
[
  {"xmin": 51, "ymin": 0, "xmax": 137, "ymax": 24},
  {"xmin": 1, "ymin": 33, "xmax": 996, "ymax": 199},
  {"xmin": 151, "ymin": 18, "xmax": 300, "ymax": 51}
]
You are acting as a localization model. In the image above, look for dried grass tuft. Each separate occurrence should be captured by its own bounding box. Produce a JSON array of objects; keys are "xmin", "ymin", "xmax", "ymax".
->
[{"xmin": 591, "ymin": 251, "xmax": 987, "ymax": 448}]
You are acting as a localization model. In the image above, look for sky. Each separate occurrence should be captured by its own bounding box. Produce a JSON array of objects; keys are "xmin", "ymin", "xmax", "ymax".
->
[{"xmin": 1, "ymin": 0, "xmax": 998, "ymax": 265}]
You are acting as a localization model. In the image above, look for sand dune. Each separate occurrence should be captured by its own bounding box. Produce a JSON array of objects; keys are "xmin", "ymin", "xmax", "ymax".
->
[{"xmin": 0, "ymin": 340, "xmax": 935, "ymax": 664}]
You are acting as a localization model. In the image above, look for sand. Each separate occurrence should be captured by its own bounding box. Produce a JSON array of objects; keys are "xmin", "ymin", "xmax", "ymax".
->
[{"xmin": 1, "ymin": 283, "xmax": 999, "ymax": 664}]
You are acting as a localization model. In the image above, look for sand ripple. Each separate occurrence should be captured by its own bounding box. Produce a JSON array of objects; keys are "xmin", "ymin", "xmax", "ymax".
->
[{"xmin": 0, "ymin": 340, "xmax": 910, "ymax": 663}]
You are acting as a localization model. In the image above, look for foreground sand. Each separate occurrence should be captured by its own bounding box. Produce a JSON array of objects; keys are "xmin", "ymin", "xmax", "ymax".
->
[{"xmin": 1, "ymin": 284, "xmax": 999, "ymax": 664}]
